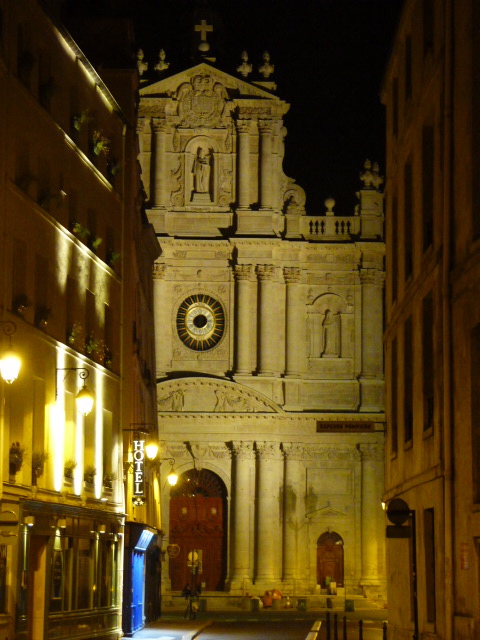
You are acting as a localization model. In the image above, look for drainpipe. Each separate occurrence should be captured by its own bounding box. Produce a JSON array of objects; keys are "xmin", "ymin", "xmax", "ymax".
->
[{"xmin": 442, "ymin": 0, "xmax": 454, "ymax": 637}]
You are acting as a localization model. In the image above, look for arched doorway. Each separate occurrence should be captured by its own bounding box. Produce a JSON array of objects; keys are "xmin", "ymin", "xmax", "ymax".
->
[
  {"xmin": 169, "ymin": 468, "xmax": 227, "ymax": 591},
  {"xmin": 317, "ymin": 531, "xmax": 344, "ymax": 587}
]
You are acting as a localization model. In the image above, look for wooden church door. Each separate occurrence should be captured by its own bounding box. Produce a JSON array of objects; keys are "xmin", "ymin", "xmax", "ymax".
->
[
  {"xmin": 169, "ymin": 469, "xmax": 227, "ymax": 591},
  {"xmin": 317, "ymin": 531, "xmax": 344, "ymax": 587}
]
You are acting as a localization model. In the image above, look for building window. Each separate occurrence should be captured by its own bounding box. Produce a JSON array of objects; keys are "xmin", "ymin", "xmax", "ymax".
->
[
  {"xmin": 423, "ymin": 0, "xmax": 434, "ymax": 56},
  {"xmin": 423, "ymin": 508, "xmax": 436, "ymax": 622},
  {"xmin": 0, "ymin": 545, "xmax": 7, "ymax": 613},
  {"xmin": 391, "ymin": 337, "xmax": 398, "ymax": 455},
  {"xmin": 422, "ymin": 124, "xmax": 434, "ymax": 251},
  {"xmin": 12, "ymin": 238, "xmax": 27, "ymax": 315},
  {"xmin": 392, "ymin": 78, "xmax": 399, "ymax": 138},
  {"xmin": 404, "ymin": 316, "xmax": 413, "ymax": 444},
  {"xmin": 422, "ymin": 292, "xmax": 434, "ymax": 431},
  {"xmin": 405, "ymin": 35, "xmax": 412, "ymax": 102},
  {"xmin": 473, "ymin": 1, "xmax": 480, "ymax": 240},
  {"xmin": 404, "ymin": 160, "xmax": 413, "ymax": 280},
  {"xmin": 471, "ymin": 323, "xmax": 480, "ymax": 502},
  {"xmin": 392, "ymin": 195, "xmax": 398, "ymax": 302}
]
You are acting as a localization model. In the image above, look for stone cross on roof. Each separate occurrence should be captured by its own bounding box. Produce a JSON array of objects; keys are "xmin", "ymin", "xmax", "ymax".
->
[{"xmin": 195, "ymin": 19, "xmax": 213, "ymax": 52}]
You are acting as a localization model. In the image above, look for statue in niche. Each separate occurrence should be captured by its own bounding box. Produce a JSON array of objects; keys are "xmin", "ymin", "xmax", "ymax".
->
[
  {"xmin": 192, "ymin": 147, "xmax": 211, "ymax": 194},
  {"xmin": 321, "ymin": 309, "xmax": 341, "ymax": 357}
]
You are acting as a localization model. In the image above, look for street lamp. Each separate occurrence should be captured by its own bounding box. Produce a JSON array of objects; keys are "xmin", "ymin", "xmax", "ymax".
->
[
  {"xmin": 0, "ymin": 321, "xmax": 21, "ymax": 384},
  {"xmin": 56, "ymin": 368, "xmax": 94, "ymax": 416}
]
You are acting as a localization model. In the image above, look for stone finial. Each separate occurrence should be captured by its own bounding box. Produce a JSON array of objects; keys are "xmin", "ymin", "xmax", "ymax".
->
[
  {"xmin": 259, "ymin": 51, "xmax": 275, "ymax": 78},
  {"xmin": 154, "ymin": 49, "xmax": 170, "ymax": 73},
  {"xmin": 237, "ymin": 51, "xmax": 252, "ymax": 78},
  {"xmin": 359, "ymin": 159, "xmax": 384, "ymax": 191},
  {"xmin": 324, "ymin": 197, "xmax": 335, "ymax": 215},
  {"xmin": 137, "ymin": 49, "xmax": 148, "ymax": 76}
]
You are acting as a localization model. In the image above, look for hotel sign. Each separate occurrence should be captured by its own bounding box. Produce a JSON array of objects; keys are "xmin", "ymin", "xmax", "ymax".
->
[{"xmin": 132, "ymin": 440, "xmax": 146, "ymax": 506}]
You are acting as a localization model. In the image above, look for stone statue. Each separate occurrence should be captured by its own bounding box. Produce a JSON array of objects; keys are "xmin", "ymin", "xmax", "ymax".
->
[
  {"xmin": 158, "ymin": 389, "xmax": 184, "ymax": 411},
  {"xmin": 137, "ymin": 49, "xmax": 148, "ymax": 76},
  {"xmin": 154, "ymin": 49, "xmax": 170, "ymax": 72},
  {"xmin": 321, "ymin": 310, "xmax": 340, "ymax": 357},
  {"xmin": 192, "ymin": 147, "xmax": 211, "ymax": 194},
  {"xmin": 259, "ymin": 51, "xmax": 275, "ymax": 78},
  {"xmin": 237, "ymin": 51, "xmax": 252, "ymax": 78}
]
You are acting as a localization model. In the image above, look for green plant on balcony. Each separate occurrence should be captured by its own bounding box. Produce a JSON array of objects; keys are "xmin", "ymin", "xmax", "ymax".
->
[
  {"xmin": 92, "ymin": 130, "xmax": 110, "ymax": 157},
  {"xmin": 64, "ymin": 459, "xmax": 77, "ymax": 479},
  {"xmin": 67, "ymin": 321, "xmax": 85, "ymax": 351},
  {"xmin": 13, "ymin": 293, "xmax": 31, "ymax": 317},
  {"xmin": 103, "ymin": 471, "xmax": 117, "ymax": 489},
  {"xmin": 73, "ymin": 109, "xmax": 92, "ymax": 132},
  {"xmin": 35, "ymin": 305, "xmax": 51, "ymax": 330},
  {"xmin": 71, "ymin": 221, "xmax": 90, "ymax": 241},
  {"xmin": 9, "ymin": 442, "xmax": 25, "ymax": 479},
  {"xmin": 91, "ymin": 236, "xmax": 102, "ymax": 252},
  {"xmin": 32, "ymin": 451, "xmax": 49, "ymax": 485},
  {"xmin": 107, "ymin": 250, "xmax": 121, "ymax": 269},
  {"xmin": 84, "ymin": 466, "xmax": 96, "ymax": 484}
]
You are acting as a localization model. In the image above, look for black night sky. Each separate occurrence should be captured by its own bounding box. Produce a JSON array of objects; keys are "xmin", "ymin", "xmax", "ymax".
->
[{"xmin": 65, "ymin": 0, "xmax": 404, "ymax": 214}]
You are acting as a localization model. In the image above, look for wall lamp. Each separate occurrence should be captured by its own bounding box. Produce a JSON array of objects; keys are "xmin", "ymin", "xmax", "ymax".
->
[
  {"xmin": 56, "ymin": 367, "xmax": 94, "ymax": 416},
  {"xmin": 0, "ymin": 321, "xmax": 21, "ymax": 384},
  {"xmin": 162, "ymin": 458, "xmax": 178, "ymax": 487}
]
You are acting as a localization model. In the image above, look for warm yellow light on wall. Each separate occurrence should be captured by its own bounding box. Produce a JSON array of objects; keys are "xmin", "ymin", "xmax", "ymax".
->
[{"xmin": 0, "ymin": 321, "xmax": 21, "ymax": 383}]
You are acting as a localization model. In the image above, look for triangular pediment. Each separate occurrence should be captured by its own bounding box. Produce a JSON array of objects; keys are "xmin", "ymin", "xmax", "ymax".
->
[
  {"xmin": 157, "ymin": 377, "xmax": 281, "ymax": 414},
  {"xmin": 140, "ymin": 62, "xmax": 280, "ymax": 100}
]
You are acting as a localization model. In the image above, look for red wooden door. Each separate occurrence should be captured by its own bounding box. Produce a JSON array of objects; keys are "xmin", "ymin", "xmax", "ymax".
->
[
  {"xmin": 317, "ymin": 540, "xmax": 344, "ymax": 587},
  {"xmin": 169, "ymin": 495, "xmax": 224, "ymax": 591}
]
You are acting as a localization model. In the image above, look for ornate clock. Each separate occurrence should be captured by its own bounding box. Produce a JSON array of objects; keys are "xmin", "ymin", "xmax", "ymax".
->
[{"xmin": 176, "ymin": 294, "xmax": 225, "ymax": 351}]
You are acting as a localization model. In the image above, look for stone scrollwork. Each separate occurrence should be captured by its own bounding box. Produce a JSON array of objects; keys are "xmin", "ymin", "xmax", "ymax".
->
[
  {"xmin": 170, "ymin": 156, "xmax": 184, "ymax": 206},
  {"xmin": 231, "ymin": 441, "xmax": 255, "ymax": 460},
  {"xmin": 256, "ymin": 441, "xmax": 282, "ymax": 460},
  {"xmin": 176, "ymin": 75, "xmax": 228, "ymax": 128}
]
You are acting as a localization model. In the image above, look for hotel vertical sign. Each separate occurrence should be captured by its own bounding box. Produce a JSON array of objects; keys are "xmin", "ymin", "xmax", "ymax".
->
[{"xmin": 132, "ymin": 440, "xmax": 146, "ymax": 506}]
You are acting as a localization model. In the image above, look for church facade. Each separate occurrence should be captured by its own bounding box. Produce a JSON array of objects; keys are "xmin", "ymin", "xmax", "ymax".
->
[{"xmin": 138, "ymin": 43, "xmax": 386, "ymax": 601}]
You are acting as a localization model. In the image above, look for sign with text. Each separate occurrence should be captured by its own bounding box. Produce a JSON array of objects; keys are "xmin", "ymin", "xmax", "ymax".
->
[{"xmin": 132, "ymin": 440, "xmax": 145, "ymax": 503}]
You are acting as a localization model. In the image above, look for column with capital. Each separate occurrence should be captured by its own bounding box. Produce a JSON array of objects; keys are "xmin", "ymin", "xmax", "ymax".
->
[
  {"xmin": 230, "ymin": 441, "xmax": 255, "ymax": 591},
  {"xmin": 256, "ymin": 265, "xmax": 277, "ymax": 376},
  {"xmin": 358, "ymin": 444, "xmax": 381, "ymax": 586},
  {"xmin": 282, "ymin": 443, "xmax": 308, "ymax": 586},
  {"xmin": 236, "ymin": 120, "xmax": 251, "ymax": 210},
  {"xmin": 256, "ymin": 442, "xmax": 283, "ymax": 582},
  {"xmin": 152, "ymin": 118, "xmax": 168, "ymax": 208},
  {"xmin": 283, "ymin": 267, "xmax": 304, "ymax": 377},
  {"xmin": 234, "ymin": 265, "xmax": 253, "ymax": 374},
  {"xmin": 359, "ymin": 269, "xmax": 385, "ymax": 410},
  {"xmin": 153, "ymin": 263, "xmax": 169, "ymax": 377},
  {"xmin": 258, "ymin": 120, "xmax": 274, "ymax": 210}
]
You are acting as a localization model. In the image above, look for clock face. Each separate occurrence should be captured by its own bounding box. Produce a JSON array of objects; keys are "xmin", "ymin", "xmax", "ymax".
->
[{"xmin": 176, "ymin": 294, "xmax": 225, "ymax": 351}]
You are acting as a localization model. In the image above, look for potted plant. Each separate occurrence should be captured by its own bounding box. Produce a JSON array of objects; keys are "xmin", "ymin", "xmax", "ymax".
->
[
  {"xmin": 71, "ymin": 221, "xmax": 90, "ymax": 241},
  {"xmin": 67, "ymin": 321, "xmax": 84, "ymax": 347},
  {"xmin": 31, "ymin": 451, "xmax": 49, "ymax": 485},
  {"xmin": 35, "ymin": 305, "xmax": 51, "ymax": 329},
  {"xmin": 13, "ymin": 293, "xmax": 31, "ymax": 317},
  {"xmin": 84, "ymin": 465, "xmax": 96, "ymax": 485},
  {"xmin": 107, "ymin": 250, "xmax": 121, "ymax": 269},
  {"xmin": 72, "ymin": 109, "xmax": 92, "ymax": 132},
  {"xmin": 103, "ymin": 471, "xmax": 117, "ymax": 489},
  {"xmin": 9, "ymin": 442, "xmax": 25, "ymax": 480},
  {"xmin": 64, "ymin": 459, "xmax": 77, "ymax": 479},
  {"xmin": 92, "ymin": 131, "xmax": 110, "ymax": 157}
]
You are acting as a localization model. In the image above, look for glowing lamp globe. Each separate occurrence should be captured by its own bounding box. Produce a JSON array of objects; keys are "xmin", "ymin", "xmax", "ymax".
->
[
  {"xmin": 0, "ymin": 349, "xmax": 21, "ymax": 384},
  {"xmin": 145, "ymin": 439, "xmax": 159, "ymax": 461},
  {"xmin": 167, "ymin": 469, "xmax": 178, "ymax": 486},
  {"xmin": 76, "ymin": 385, "xmax": 94, "ymax": 416}
]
